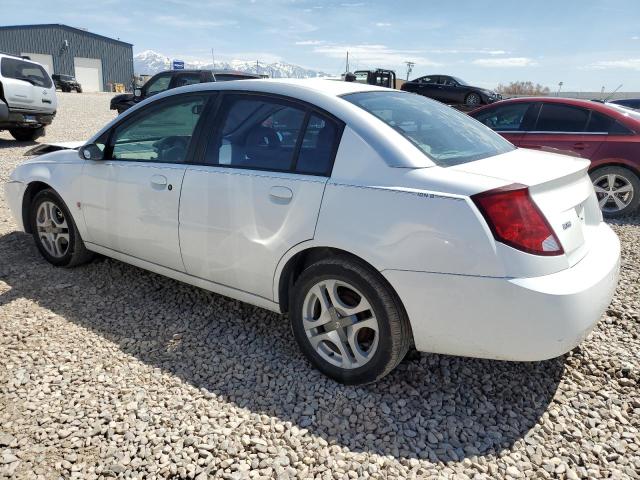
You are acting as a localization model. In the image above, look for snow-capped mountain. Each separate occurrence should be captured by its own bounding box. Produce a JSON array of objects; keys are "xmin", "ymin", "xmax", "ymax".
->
[{"xmin": 134, "ymin": 50, "xmax": 331, "ymax": 78}]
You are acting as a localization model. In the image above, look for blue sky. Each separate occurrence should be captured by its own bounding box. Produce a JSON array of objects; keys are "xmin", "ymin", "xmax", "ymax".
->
[{"xmin": 3, "ymin": 0, "xmax": 640, "ymax": 90}]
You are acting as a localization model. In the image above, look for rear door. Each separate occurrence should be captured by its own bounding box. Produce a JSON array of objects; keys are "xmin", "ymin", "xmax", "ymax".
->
[
  {"xmin": 521, "ymin": 103, "xmax": 606, "ymax": 159},
  {"xmin": 179, "ymin": 93, "xmax": 343, "ymax": 300},
  {"xmin": 472, "ymin": 102, "xmax": 536, "ymax": 145},
  {"xmin": 0, "ymin": 56, "xmax": 55, "ymax": 112}
]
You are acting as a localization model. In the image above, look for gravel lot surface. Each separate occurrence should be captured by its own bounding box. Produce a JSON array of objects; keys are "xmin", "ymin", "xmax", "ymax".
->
[{"xmin": 0, "ymin": 92, "xmax": 639, "ymax": 479}]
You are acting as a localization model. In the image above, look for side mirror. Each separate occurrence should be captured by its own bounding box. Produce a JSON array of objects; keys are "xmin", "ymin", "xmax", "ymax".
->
[
  {"xmin": 79, "ymin": 143, "xmax": 104, "ymax": 161},
  {"xmin": 134, "ymin": 88, "xmax": 142, "ymax": 98}
]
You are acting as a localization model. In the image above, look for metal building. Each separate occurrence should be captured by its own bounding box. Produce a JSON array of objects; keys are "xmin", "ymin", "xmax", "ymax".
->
[{"xmin": 0, "ymin": 24, "xmax": 133, "ymax": 92}]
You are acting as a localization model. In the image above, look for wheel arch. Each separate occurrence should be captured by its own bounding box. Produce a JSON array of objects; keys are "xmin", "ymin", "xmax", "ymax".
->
[
  {"xmin": 275, "ymin": 245, "xmax": 406, "ymax": 317},
  {"xmin": 589, "ymin": 160, "xmax": 640, "ymax": 179},
  {"xmin": 21, "ymin": 181, "xmax": 54, "ymax": 233}
]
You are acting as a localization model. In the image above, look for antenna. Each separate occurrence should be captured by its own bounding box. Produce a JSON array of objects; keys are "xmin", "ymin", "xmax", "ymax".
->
[
  {"xmin": 404, "ymin": 61, "xmax": 415, "ymax": 81},
  {"xmin": 603, "ymin": 84, "xmax": 623, "ymax": 103}
]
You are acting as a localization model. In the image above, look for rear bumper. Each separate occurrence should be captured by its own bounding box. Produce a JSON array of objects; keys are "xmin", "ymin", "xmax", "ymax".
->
[
  {"xmin": 0, "ymin": 107, "xmax": 55, "ymax": 128},
  {"xmin": 384, "ymin": 223, "xmax": 620, "ymax": 361}
]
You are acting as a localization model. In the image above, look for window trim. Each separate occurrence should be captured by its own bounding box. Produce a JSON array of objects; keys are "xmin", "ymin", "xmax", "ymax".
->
[
  {"xmin": 192, "ymin": 90, "xmax": 345, "ymax": 177},
  {"xmin": 103, "ymin": 92, "xmax": 216, "ymax": 164}
]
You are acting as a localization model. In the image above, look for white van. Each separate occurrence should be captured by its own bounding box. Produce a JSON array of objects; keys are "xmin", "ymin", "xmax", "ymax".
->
[{"xmin": 0, "ymin": 53, "xmax": 57, "ymax": 141}]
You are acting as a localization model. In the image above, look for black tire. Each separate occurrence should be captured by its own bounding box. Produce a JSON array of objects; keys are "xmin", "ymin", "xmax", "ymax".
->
[
  {"xmin": 76, "ymin": 88, "xmax": 82, "ymax": 93},
  {"xmin": 290, "ymin": 256, "xmax": 412, "ymax": 385},
  {"xmin": 9, "ymin": 127, "xmax": 44, "ymax": 142},
  {"xmin": 589, "ymin": 166, "xmax": 640, "ymax": 218},
  {"xmin": 465, "ymin": 92, "xmax": 482, "ymax": 106},
  {"xmin": 29, "ymin": 189, "xmax": 94, "ymax": 267}
]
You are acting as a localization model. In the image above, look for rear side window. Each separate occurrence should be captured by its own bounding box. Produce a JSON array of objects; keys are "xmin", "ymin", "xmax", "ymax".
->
[
  {"xmin": 344, "ymin": 91, "xmax": 514, "ymax": 167},
  {"xmin": 206, "ymin": 95, "xmax": 307, "ymax": 171},
  {"xmin": 1, "ymin": 57, "xmax": 52, "ymax": 88},
  {"xmin": 586, "ymin": 111, "xmax": 613, "ymax": 133},
  {"xmin": 535, "ymin": 104, "xmax": 589, "ymax": 132},
  {"xmin": 296, "ymin": 114, "xmax": 340, "ymax": 175},
  {"xmin": 174, "ymin": 73, "xmax": 201, "ymax": 87},
  {"xmin": 473, "ymin": 103, "xmax": 531, "ymax": 131}
]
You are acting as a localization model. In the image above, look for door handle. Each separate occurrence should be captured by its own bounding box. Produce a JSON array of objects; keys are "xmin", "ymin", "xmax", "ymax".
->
[
  {"xmin": 269, "ymin": 186, "xmax": 293, "ymax": 204},
  {"xmin": 573, "ymin": 142, "xmax": 586, "ymax": 150},
  {"xmin": 150, "ymin": 174, "xmax": 168, "ymax": 190}
]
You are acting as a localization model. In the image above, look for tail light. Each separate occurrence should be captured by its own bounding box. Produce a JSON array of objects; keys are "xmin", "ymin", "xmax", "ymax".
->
[{"xmin": 472, "ymin": 184, "xmax": 563, "ymax": 256}]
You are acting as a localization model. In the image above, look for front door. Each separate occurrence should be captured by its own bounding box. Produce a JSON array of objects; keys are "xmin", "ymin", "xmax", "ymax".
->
[
  {"xmin": 81, "ymin": 93, "xmax": 210, "ymax": 272},
  {"xmin": 179, "ymin": 94, "xmax": 342, "ymax": 300}
]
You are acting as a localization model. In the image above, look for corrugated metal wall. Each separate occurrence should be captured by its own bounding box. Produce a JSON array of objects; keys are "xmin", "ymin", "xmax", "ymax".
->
[{"xmin": 0, "ymin": 25, "xmax": 134, "ymax": 91}]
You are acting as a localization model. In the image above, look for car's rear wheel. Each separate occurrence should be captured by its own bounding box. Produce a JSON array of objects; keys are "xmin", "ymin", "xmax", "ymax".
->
[
  {"xmin": 590, "ymin": 166, "xmax": 640, "ymax": 217},
  {"xmin": 30, "ymin": 189, "xmax": 94, "ymax": 267},
  {"xmin": 465, "ymin": 92, "xmax": 482, "ymax": 105},
  {"xmin": 290, "ymin": 256, "xmax": 412, "ymax": 385},
  {"xmin": 9, "ymin": 127, "xmax": 44, "ymax": 142}
]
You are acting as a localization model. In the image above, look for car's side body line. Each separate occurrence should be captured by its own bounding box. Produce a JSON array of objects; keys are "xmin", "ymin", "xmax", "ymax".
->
[{"xmin": 85, "ymin": 242, "xmax": 282, "ymax": 313}]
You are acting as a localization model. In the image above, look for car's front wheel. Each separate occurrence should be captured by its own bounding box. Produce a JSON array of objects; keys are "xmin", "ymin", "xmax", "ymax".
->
[
  {"xmin": 290, "ymin": 256, "xmax": 412, "ymax": 385},
  {"xmin": 29, "ymin": 189, "xmax": 94, "ymax": 267},
  {"xmin": 590, "ymin": 166, "xmax": 640, "ymax": 218},
  {"xmin": 465, "ymin": 92, "xmax": 482, "ymax": 106}
]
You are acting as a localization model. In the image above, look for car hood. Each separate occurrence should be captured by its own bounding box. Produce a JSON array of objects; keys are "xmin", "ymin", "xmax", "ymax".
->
[{"xmin": 111, "ymin": 93, "xmax": 134, "ymax": 104}]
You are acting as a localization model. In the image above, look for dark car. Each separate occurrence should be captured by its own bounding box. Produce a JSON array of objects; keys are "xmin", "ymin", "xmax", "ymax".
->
[
  {"xmin": 52, "ymin": 74, "xmax": 82, "ymax": 93},
  {"xmin": 609, "ymin": 98, "xmax": 640, "ymax": 110},
  {"xmin": 400, "ymin": 74, "xmax": 500, "ymax": 106},
  {"xmin": 110, "ymin": 69, "xmax": 260, "ymax": 114},
  {"xmin": 470, "ymin": 97, "xmax": 640, "ymax": 217}
]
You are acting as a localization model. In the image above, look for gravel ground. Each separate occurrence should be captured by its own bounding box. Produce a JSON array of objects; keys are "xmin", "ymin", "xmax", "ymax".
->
[{"xmin": 0, "ymin": 92, "xmax": 638, "ymax": 479}]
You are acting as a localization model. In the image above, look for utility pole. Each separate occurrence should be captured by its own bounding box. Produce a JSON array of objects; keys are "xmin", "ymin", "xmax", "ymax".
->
[
  {"xmin": 404, "ymin": 61, "xmax": 415, "ymax": 81},
  {"xmin": 557, "ymin": 81, "xmax": 563, "ymax": 97},
  {"xmin": 211, "ymin": 48, "xmax": 215, "ymax": 69},
  {"xmin": 256, "ymin": 59, "xmax": 259, "ymax": 75},
  {"xmin": 345, "ymin": 51, "xmax": 349, "ymax": 74}
]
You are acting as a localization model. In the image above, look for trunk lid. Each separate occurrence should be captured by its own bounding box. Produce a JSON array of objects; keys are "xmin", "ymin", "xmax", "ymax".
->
[{"xmin": 453, "ymin": 148, "xmax": 601, "ymax": 267}]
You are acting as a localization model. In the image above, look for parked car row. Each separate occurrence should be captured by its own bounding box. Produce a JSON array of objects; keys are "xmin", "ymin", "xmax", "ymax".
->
[{"xmin": 5, "ymin": 79, "xmax": 620, "ymax": 384}]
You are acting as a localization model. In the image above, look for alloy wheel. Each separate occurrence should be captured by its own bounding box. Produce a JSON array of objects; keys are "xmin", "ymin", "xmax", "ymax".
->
[
  {"xmin": 302, "ymin": 279, "xmax": 379, "ymax": 369},
  {"xmin": 593, "ymin": 173, "xmax": 634, "ymax": 213},
  {"xmin": 36, "ymin": 201, "xmax": 70, "ymax": 258}
]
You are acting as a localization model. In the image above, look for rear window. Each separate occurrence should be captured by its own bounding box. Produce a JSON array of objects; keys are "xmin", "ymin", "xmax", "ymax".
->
[
  {"xmin": 343, "ymin": 91, "xmax": 514, "ymax": 167},
  {"xmin": 1, "ymin": 57, "xmax": 52, "ymax": 88}
]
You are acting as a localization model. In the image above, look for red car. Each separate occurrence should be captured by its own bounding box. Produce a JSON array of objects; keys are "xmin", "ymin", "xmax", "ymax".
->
[{"xmin": 470, "ymin": 97, "xmax": 640, "ymax": 217}]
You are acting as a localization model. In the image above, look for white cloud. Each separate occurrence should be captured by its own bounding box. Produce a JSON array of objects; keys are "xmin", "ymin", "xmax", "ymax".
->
[
  {"xmin": 632, "ymin": 36, "xmax": 639, "ymax": 40},
  {"xmin": 340, "ymin": 2, "xmax": 365, "ymax": 6},
  {"xmin": 295, "ymin": 40, "xmax": 325, "ymax": 46},
  {"xmin": 586, "ymin": 58, "xmax": 640, "ymax": 70},
  {"xmin": 375, "ymin": 22, "xmax": 392, "ymax": 27},
  {"xmin": 153, "ymin": 15, "xmax": 236, "ymax": 28},
  {"xmin": 472, "ymin": 57, "xmax": 537, "ymax": 67},
  {"xmin": 313, "ymin": 43, "xmax": 441, "ymax": 68},
  {"xmin": 487, "ymin": 50, "xmax": 508, "ymax": 55}
]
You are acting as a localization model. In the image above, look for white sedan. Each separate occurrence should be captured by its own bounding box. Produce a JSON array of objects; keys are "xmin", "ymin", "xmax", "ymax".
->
[{"xmin": 5, "ymin": 79, "xmax": 620, "ymax": 384}]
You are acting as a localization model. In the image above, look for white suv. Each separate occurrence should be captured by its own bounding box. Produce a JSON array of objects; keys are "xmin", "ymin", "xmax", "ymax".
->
[{"xmin": 0, "ymin": 53, "xmax": 57, "ymax": 141}]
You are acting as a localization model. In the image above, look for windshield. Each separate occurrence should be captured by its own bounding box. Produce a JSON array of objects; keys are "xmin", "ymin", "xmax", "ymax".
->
[
  {"xmin": 1, "ymin": 57, "xmax": 52, "ymax": 88},
  {"xmin": 451, "ymin": 76, "xmax": 468, "ymax": 86},
  {"xmin": 343, "ymin": 91, "xmax": 514, "ymax": 166}
]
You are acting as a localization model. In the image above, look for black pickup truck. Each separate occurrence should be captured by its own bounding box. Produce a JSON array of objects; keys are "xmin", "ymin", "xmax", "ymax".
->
[
  {"xmin": 52, "ymin": 74, "xmax": 82, "ymax": 93},
  {"xmin": 110, "ymin": 69, "xmax": 260, "ymax": 114}
]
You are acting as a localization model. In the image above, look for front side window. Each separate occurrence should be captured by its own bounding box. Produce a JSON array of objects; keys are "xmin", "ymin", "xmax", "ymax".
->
[
  {"xmin": 1, "ymin": 57, "xmax": 52, "ymax": 88},
  {"xmin": 473, "ymin": 103, "xmax": 531, "ymax": 131},
  {"xmin": 205, "ymin": 95, "xmax": 306, "ymax": 171},
  {"xmin": 145, "ymin": 74, "xmax": 172, "ymax": 96},
  {"xmin": 535, "ymin": 104, "xmax": 589, "ymax": 132},
  {"xmin": 110, "ymin": 95, "xmax": 207, "ymax": 162},
  {"xmin": 344, "ymin": 91, "xmax": 514, "ymax": 167}
]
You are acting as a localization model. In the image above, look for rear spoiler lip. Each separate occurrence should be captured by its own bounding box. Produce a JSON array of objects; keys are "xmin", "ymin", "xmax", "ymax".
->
[{"xmin": 25, "ymin": 141, "xmax": 85, "ymax": 156}]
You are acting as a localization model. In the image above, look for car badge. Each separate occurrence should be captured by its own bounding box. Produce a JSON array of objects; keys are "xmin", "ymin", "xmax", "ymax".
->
[{"xmin": 562, "ymin": 221, "xmax": 572, "ymax": 230}]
